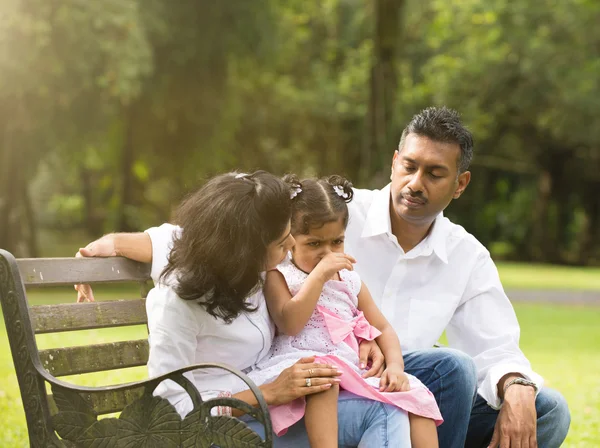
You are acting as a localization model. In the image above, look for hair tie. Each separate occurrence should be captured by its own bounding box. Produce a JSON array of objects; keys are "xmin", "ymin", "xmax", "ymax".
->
[
  {"xmin": 332, "ymin": 185, "xmax": 350, "ymax": 199},
  {"xmin": 235, "ymin": 173, "xmax": 248, "ymax": 179},
  {"xmin": 290, "ymin": 186, "xmax": 302, "ymax": 199}
]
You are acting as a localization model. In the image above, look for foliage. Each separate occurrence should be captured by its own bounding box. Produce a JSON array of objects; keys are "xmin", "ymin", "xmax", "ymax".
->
[{"xmin": 0, "ymin": 0, "xmax": 598, "ymax": 264}]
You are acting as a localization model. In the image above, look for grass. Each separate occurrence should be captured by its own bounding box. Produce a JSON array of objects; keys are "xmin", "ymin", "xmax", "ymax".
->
[
  {"xmin": 496, "ymin": 262, "xmax": 600, "ymax": 291},
  {"xmin": 1, "ymin": 286, "xmax": 599, "ymax": 446}
]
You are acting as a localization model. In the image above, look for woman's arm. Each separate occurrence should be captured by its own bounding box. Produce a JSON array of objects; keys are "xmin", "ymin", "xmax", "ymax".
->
[
  {"xmin": 231, "ymin": 357, "xmax": 341, "ymax": 417},
  {"xmin": 78, "ymin": 232, "xmax": 153, "ymax": 262},
  {"xmin": 357, "ymin": 281, "xmax": 405, "ymax": 374},
  {"xmin": 75, "ymin": 224, "xmax": 180, "ymax": 302}
]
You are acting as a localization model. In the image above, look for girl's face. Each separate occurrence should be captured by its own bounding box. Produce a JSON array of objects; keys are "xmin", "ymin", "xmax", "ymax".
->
[
  {"xmin": 291, "ymin": 217, "xmax": 346, "ymax": 273},
  {"xmin": 265, "ymin": 221, "xmax": 295, "ymax": 270}
]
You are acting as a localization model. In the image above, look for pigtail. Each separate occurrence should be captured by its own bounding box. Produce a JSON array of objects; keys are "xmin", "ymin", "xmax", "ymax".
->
[
  {"xmin": 326, "ymin": 175, "xmax": 354, "ymax": 203},
  {"xmin": 282, "ymin": 173, "xmax": 303, "ymax": 200}
]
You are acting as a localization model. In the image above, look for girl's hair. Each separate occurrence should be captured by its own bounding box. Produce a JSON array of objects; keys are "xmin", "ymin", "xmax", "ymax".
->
[
  {"xmin": 161, "ymin": 171, "xmax": 292, "ymax": 322},
  {"xmin": 282, "ymin": 174, "xmax": 353, "ymax": 234}
]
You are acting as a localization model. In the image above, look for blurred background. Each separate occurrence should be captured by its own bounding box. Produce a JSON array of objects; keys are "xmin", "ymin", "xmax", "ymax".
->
[
  {"xmin": 0, "ymin": 0, "xmax": 599, "ymax": 446},
  {"xmin": 0, "ymin": 0, "xmax": 599, "ymax": 264}
]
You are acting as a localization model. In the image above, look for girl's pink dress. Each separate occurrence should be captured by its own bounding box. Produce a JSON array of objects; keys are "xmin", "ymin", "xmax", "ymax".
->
[{"xmin": 242, "ymin": 258, "xmax": 443, "ymax": 436}]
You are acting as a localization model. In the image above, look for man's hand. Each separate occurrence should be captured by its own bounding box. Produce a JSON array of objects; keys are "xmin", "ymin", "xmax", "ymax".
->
[
  {"xmin": 358, "ymin": 339, "xmax": 385, "ymax": 378},
  {"xmin": 489, "ymin": 384, "xmax": 537, "ymax": 448}
]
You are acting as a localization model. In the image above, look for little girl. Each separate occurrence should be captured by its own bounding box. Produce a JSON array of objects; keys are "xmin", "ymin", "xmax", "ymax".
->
[{"xmin": 243, "ymin": 174, "xmax": 442, "ymax": 447}]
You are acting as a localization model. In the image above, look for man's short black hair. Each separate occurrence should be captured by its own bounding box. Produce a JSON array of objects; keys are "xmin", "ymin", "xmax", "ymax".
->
[{"xmin": 399, "ymin": 106, "xmax": 474, "ymax": 173}]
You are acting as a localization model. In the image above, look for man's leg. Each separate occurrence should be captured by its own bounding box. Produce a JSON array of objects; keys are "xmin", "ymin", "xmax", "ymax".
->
[
  {"xmin": 466, "ymin": 388, "xmax": 571, "ymax": 448},
  {"xmin": 404, "ymin": 348, "xmax": 478, "ymax": 448}
]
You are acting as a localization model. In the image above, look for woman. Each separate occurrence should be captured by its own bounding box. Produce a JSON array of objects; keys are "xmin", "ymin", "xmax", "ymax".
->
[{"xmin": 76, "ymin": 171, "xmax": 411, "ymax": 447}]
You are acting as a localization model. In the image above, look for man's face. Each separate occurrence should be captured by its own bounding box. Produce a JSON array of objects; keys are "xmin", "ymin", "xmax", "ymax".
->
[{"xmin": 390, "ymin": 133, "xmax": 471, "ymax": 227}]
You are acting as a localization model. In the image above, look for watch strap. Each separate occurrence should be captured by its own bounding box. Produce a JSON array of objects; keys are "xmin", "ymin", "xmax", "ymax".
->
[{"xmin": 503, "ymin": 377, "xmax": 538, "ymax": 395}]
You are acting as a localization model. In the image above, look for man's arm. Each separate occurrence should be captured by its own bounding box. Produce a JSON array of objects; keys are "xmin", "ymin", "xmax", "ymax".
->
[
  {"xmin": 446, "ymin": 252, "xmax": 543, "ymax": 407},
  {"xmin": 446, "ymin": 251, "xmax": 542, "ymax": 447}
]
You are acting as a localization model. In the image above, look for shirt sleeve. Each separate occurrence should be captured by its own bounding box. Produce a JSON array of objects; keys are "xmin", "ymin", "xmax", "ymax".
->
[
  {"xmin": 144, "ymin": 223, "xmax": 181, "ymax": 284},
  {"xmin": 146, "ymin": 285, "xmax": 200, "ymax": 417},
  {"xmin": 445, "ymin": 252, "xmax": 544, "ymax": 409}
]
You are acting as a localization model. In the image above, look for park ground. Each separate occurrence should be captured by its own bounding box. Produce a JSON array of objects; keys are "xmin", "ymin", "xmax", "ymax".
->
[{"xmin": 0, "ymin": 262, "xmax": 599, "ymax": 446}]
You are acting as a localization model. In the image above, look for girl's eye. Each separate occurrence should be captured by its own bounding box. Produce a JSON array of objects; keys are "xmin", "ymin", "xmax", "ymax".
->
[
  {"xmin": 404, "ymin": 165, "xmax": 416, "ymax": 172},
  {"xmin": 333, "ymin": 240, "xmax": 344, "ymax": 245},
  {"xmin": 308, "ymin": 241, "xmax": 320, "ymax": 247}
]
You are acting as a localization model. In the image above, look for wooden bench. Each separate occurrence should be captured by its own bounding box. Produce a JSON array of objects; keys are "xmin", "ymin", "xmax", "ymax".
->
[{"xmin": 0, "ymin": 249, "xmax": 273, "ymax": 447}]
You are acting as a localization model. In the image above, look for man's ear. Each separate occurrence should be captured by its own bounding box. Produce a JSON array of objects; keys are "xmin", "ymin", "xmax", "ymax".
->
[
  {"xmin": 453, "ymin": 171, "xmax": 471, "ymax": 199},
  {"xmin": 391, "ymin": 150, "xmax": 399, "ymax": 180}
]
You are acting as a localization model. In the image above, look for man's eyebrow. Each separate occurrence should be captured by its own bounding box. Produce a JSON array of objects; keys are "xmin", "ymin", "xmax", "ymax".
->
[{"xmin": 402, "ymin": 156, "xmax": 449, "ymax": 171}]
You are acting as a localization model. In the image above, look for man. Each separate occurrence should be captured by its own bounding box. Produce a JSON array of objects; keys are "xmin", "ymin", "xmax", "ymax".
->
[
  {"xmin": 343, "ymin": 107, "xmax": 570, "ymax": 447},
  {"xmin": 77, "ymin": 107, "xmax": 570, "ymax": 447}
]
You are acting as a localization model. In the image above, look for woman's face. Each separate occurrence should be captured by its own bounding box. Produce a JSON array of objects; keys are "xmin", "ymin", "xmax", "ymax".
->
[{"xmin": 265, "ymin": 221, "xmax": 295, "ymax": 270}]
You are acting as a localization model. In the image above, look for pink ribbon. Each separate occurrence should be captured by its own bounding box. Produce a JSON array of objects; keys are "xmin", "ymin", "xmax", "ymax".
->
[{"xmin": 317, "ymin": 305, "xmax": 382, "ymax": 355}]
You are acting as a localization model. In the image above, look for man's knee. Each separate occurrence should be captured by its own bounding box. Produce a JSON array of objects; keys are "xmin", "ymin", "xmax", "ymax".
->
[
  {"xmin": 435, "ymin": 348, "xmax": 478, "ymax": 394},
  {"xmin": 537, "ymin": 388, "xmax": 571, "ymax": 445}
]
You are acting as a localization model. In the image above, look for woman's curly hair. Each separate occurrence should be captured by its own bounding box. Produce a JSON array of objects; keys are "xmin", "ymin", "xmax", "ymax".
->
[{"xmin": 161, "ymin": 171, "xmax": 292, "ymax": 322}]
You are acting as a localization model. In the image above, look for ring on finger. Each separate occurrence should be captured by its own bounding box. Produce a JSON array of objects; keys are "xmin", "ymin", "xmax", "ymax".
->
[{"xmin": 305, "ymin": 378, "xmax": 312, "ymax": 387}]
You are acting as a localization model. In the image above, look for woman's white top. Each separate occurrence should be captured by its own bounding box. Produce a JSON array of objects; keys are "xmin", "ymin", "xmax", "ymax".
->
[{"xmin": 144, "ymin": 224, "xmax": 275, "ymax": 417}]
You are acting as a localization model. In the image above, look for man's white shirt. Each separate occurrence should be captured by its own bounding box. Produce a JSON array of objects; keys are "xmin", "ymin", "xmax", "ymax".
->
[{"xmin": 346, "ymin": 184, "xmax": 543, "ymax": 409}]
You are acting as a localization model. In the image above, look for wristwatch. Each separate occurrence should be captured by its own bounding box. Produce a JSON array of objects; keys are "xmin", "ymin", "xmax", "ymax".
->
[{"xmin": 503, "ymin": 377, "xmax": 538, "ymax": 395}]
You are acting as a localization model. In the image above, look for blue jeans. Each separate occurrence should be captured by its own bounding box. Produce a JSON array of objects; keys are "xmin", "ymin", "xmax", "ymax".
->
[
  {"xmin": 244, "ymin": 390, "xmax": 411, "ymax": 447},
  {"xmin": 404, "ymin": 348, "xmax": 571, "ymax": 448}
]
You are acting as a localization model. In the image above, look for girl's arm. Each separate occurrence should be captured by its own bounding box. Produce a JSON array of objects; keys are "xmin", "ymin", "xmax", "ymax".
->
[
  {"xmin": 263, "ymin": 270, "xmax": 326, "ymax": 336},
  {"xmin": 264, "ymin": 253, "xmax": 356, "ymax": 336},
  {"xmin": 357, "ymin": 281, "xmax": 404, "ymax": 370}
]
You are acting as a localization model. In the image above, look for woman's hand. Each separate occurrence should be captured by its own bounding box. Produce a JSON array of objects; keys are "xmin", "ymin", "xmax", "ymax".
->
[
  {"xmin": 74, "ymin": 235, "xmax": 118, "ymax": 302},
  {"xmin": 261, "ymin": 357, "xmax": 342, "ymax": 406},
  {"xmin": 359, "ymin": 339, "xmax": 385, "ymax": 378},
  {"xmin": 379, "ymin": 364, "xmax": 411, "ymax": 392}
]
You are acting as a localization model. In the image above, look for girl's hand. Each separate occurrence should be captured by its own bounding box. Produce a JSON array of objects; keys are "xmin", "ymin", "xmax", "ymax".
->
[
  {"xmin": 359, "ymin": 339, "xmax": 385, "ymax": 378},
  {"xmin": 379, "ymin": 364, "xmax": 411, "ymax": 392},
  {"xmin": 262, "ymin": 357, "xmax": 342, "ymax": 406},
  {"xmin": 313, "ymin": 253, "xmax": 356, "ymax": 282}
]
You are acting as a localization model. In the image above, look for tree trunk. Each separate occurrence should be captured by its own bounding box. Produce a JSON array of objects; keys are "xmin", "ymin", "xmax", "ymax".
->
[
  {"xmin": 0, "ymin": 129, "xmax": 20, "ymax": 254},
  {"xmin": 579, "ymin": 181, "xmax": 600, "ymax": 265},
  {"xmin": 529, "ymin": 170, "xmax": 552, "ymax": 262},
  {"xmin": 116, "ymin": 106, "xmax": 136, "ymax": 232},
  {"xmin": 364, "ymin": 0, "xmax": 404, "ymax": 184}
]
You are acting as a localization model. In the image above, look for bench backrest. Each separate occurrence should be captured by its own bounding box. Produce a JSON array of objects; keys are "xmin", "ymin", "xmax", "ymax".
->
[{"xmin": 0, "ymin": 251, "xmax": 152, "ymax": 444}]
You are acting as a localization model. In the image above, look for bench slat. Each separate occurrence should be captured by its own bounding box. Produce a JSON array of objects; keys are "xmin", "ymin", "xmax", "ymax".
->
[
  {"xmin": 31, "ymin": 299, "xmax": 148, "ymax": 334},
  {"xmin": 48, "ymin": 388, "xmax": 145, "ymax": 416},
  {"xmin": 39, "ymin": 339, "xmax": 149, "ymax": 377},
  {"xmin": 17, "ymin": 257, "xmax": 151, "ymax": 287}
]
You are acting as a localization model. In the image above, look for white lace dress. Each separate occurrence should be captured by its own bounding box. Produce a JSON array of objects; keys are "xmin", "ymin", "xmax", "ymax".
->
[{"xmin": 240, "ymin": 258, "xmax": 442, "ymax": 436}]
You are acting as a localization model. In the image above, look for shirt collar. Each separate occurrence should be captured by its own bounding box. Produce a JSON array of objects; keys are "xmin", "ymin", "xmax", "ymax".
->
[
  {"xmin": 361, "ymin": 184, "xmax": 393, "ymax": 239},
  {"xmin": 426, "ymin": 215, "xmax": 449, "ymax": 264},
  {"xmin": 360, "ymin": 183, "xmax": 449, "ymax": 264}
]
